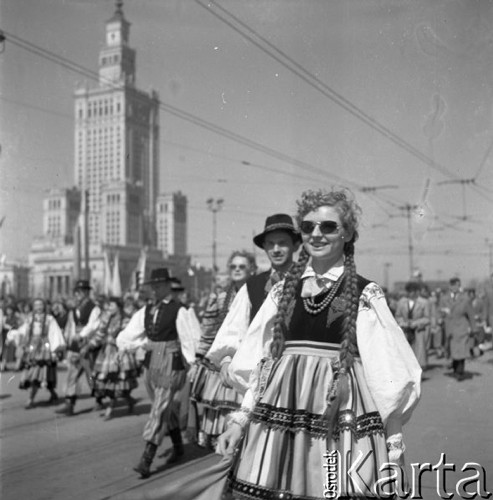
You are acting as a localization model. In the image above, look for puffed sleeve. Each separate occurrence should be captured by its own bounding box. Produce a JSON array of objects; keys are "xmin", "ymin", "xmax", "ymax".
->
[
  {"xmin": 47, "ymin": 315, "xmax": 66, "ymax": 352},
  {"xmin": 357, "ymin": 283, "xmax": 422, "ymax": 430},
  {"xmin": 206, "ymin": 285, "xmax": 251, "ymax": 369},
  {"xmin": 176, "ymin": 307, "xmax": 201, "ymax": 365},
  {"xmin": 227, "ymin": 283, "xmax": 281, "ymax": 394},
  {"xmin": 116, "ymin": 306, "xmax": 147, "ymax": 351}
]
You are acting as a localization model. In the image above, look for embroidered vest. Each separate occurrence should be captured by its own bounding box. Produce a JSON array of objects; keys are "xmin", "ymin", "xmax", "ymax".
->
[
  {"xmin": 287, "ymin": 275, "xmax": 371, "ymax": 344},
  {"xmin": 246, "ymin": 271, "xmax": 271, "ymax": 323},
  {"xmin": 144, "ymin": 301, "xmax": 182, "ymax": 342}
]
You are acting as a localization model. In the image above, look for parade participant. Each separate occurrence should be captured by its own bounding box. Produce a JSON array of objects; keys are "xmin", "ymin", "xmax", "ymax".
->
[
  {"xmin": 60, "ymin": 279, "xmax": 101, "ymax": 416},
  {"xmin": 1, "ymin": 302, "xmax": 21, "ymax": 372},
  {"xmin": 394, "ymin": 281, "xmax": 431, "ymax": 370},
  {"xmin": 116, "ymin": 268, "xmax": 199, "ymax": 479},
  {"xmin": 206, "ymin": 214, "xmax": 300, "ymax": 392},
  {"xmin": 439, "ymin": 278, "xmax": 476, "ymax": 381},
  {"xmin": 16, "ymin": 298, "xmax": 66, "ymax": 409},
  {"xmin": 82, "ymin": 296, "xmax": 135, "ymax": 420},
  {"xmin": 51, "ymin": 299, "xmax": 69, "ymax": 331},
  {"xmin": 189, "ymin": 250, "xmax": 256, "ymax": 448},
  {"xmin": 216, "ymin": 188, "xmax": 421, "ymax": 499}
]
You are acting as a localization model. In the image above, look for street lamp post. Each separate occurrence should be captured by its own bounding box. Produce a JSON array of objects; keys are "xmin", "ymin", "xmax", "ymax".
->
[{"xmin": 206, "ymin": 198, "xmax": 224, "ymax": 278}]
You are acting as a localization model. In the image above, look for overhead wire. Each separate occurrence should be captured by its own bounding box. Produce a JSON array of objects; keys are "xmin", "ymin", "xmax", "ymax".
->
[{"xmin": 195, "ymin": 0, "xmax": 462, "ymax": 182}]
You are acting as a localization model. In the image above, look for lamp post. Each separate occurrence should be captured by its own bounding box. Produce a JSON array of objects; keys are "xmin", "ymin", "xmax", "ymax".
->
[{"xmin": 206, "ymin": 198, "xmax": 224, "ymax": 278}]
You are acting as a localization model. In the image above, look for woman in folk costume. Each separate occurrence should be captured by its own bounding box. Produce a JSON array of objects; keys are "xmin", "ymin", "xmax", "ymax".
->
[
  {"xmin": 82, "ymin": 296, "xmax": 137, "ymax": 419},
  {"xmin": 215, "ymin": 188, "xmax": 422, "ymax": 499},
  {"xmin": 16, "ymin": 298, "xmax": 66, "ymax": 409},
  {"xmin": 189, "ymin": 250, "xmax": 257, "ymax": 448}
]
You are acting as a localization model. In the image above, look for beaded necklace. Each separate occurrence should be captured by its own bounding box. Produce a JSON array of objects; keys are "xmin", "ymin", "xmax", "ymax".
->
[{"xmin": 302, "ymin": 273, "xmax": 345, "ymax": 315}]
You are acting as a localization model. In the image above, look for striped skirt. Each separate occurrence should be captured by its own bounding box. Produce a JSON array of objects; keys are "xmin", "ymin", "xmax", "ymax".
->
[
  {"xmin": 19, "ymin": 337, "xmax": 57, "ymax": 390},
  {"xmin": 190, "ymin": 360, "xmax": 243, "ymax": 438},
  {"xmin": 228, "ymin": 341, "xmax": 392, "ymax": 499}
]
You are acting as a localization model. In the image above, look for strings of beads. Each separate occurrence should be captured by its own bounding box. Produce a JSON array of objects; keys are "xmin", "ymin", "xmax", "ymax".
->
[{"xmin": 302, "ymin": 273, "xmax": 344, "ymax": 315}]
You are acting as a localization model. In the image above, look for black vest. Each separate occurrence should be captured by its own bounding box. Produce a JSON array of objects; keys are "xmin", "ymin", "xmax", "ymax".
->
[
  {"xmin": 246, "ymin": 271, "xmax": 271, "ymax": 323},
  {"xmin": 144, "ymin": 300, "xmax": 182, "ymax": 342},
  {"xmin": 75, "ymin": 299, "xmax": 96, "ymax": 327},
  {"xmin": 287, "ymin": 275, "xmax": 371, "ymax": 344}
]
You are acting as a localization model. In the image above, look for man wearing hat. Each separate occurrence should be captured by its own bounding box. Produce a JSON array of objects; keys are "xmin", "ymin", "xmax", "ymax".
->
[
  {"xmin": 206, "ymin": 213, "xmax": 300, "ymax": 392},
  {"xmin": 60, "ymin": 279, "xmax": 101, "ymax": 416},
  {"xmin": 116, "ymin": 268, "xmax": 199, "ymax": 478}
]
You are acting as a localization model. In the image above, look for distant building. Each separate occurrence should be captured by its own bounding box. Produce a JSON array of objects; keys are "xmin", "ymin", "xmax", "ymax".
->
[
  {"xmin": 156, "ymin": 192, "xmax": 187, "ymax": 258},
  {"xmin": 27, "ymin": 2, "xmax": 193, "ymax": 298},
  {"xmin": 43, "ymin": 188, "xmax": 81, "ymax": 245},
  {"xmin": 0, "ymin": 259, "xmax": 30, "ymax": 299}
]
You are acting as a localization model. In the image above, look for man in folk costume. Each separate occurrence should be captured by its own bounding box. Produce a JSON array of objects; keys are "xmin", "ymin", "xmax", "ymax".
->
[
  {"xmin": 394, "ymin": 280, "xmax": 431, "ymax": 370},
  {"xmin": 205, "ymin": 213, "xmax": 301, "ymax": 392},
  {"xmin": 116, "ymin": 268, "xmax": 199, "ymax": 479},
  {"xmin": 61, "ymin": 279, "xmax": 101, "ymax": 416},
  {"xmin": 439, "ymin": 277, "xmax": 476, "ymax": 381}
]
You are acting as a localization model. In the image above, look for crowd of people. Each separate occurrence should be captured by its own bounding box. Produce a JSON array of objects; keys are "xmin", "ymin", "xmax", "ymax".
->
[{"xmin": 1, "ymin": 186, "xmax": 493, "ymax": 499}]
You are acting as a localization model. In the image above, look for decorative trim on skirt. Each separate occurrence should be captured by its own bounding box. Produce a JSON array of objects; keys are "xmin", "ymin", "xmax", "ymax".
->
[{"xmin": 229, "ymin": 341, "xmax": 390, "ymax": 499}]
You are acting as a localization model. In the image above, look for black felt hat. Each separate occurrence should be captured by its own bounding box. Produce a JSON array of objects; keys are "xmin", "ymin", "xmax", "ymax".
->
[
  {"xmin": 73, "ymin": 279, "xmax": 92, "ymax": 291},
  {"xmin": 143, "ymin": 268, "xmax": 173, "ymax": 286},
  {"xmin": 253, "ymin": 213, "xmax": 301, "ymax": 248}
]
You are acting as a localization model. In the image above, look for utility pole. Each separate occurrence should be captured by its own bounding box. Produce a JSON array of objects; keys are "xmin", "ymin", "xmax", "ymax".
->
[
  {"xmin": 487, "ymin": 239, "xmax": 493, "ymax": 276},
  {"xmin": 206, "ymin": 198, "xmax": 224, "ymax": 279},
  {"xmin": 399, "ymin": 203, "xmax": 417, "ymax": 279},
  {"xmin": 383, "ymin": 262, "xmax": 392, "ymax": 291}
]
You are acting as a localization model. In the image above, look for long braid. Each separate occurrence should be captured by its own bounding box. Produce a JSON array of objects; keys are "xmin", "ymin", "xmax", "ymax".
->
[
  {"xmin": 339, "ymin": 239, "xmax": 359, "ymax": 372},
  {"xmin": 270, "ymin": 247, "xmax": 310, "ymax": 360},
  {"xmin": 327, "ymin": 239, "xmax": 359, "ymax": 417}
]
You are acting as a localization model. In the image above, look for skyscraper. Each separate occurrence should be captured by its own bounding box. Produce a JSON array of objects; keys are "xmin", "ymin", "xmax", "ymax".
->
[
  {"xmin": 73, "ymin": 0, "xmax": 159, "ymax": 247},
  {"xmin": 29, "ymin": 2, "xmax": 192, "ymax": 297}
]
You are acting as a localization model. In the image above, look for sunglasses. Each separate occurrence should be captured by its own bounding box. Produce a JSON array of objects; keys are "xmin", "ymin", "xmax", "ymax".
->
[
  {"xmin": 230, "ymin": 264, "xmax": 247, "ymax": 270},
  {"xmin": 300, "ymin": 220, "xmax": 340, "ymax": 235}
]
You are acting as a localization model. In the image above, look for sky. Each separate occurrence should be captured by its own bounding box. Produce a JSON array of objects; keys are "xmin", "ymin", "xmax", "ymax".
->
[{"xmin": 1, "ymin": 0, "xmax": 493, "ymax": 288}]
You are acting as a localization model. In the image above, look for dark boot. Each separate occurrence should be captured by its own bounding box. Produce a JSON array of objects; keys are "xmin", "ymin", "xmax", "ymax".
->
[
  {"xmin": 56, "ymin": 397, "xmax": 75, "ymax": 416},
  {"xmin": 166, "ymin": 428, "xmax": 184, "ymax": 464},
  {"xmin": 48, "ymin": 389, "xmax": 59, "ymax": 404},
  {"xmin": 125, "ymin": 394, "xmax": 136, "ymax": 414},
  {"xmin": 133, "ymin": 442, "xmax": 157, "ymax": 479}
]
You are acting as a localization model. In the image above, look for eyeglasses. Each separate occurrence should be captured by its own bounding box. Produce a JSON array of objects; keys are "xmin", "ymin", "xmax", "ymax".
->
[
  {"xmin": 300, "ymin": 220, "xmax": 340, "ymax": 235},
  {"xmin": 230, "ymin": 264, "xmax": 247, "ymax": 270}
]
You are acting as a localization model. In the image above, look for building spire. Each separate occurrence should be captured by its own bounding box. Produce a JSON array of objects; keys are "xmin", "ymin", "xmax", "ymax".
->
[{"xmin": 115, "ymin": 0, "xmax": 123, "ymax": 15}]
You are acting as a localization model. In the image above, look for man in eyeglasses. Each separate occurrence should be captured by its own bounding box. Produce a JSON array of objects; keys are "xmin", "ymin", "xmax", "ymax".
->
[{"xmin": 206, "ymin": 214, "xmax": 301, "ymax": 392}]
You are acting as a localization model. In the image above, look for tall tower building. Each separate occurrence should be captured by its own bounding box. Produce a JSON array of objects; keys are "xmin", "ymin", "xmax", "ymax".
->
[
  {"xmin": 74, "ymin": 0, "xmax": 159, "ymax": 247},
  {"xmin": 156, "ymin": 192, "xmax": 188, "ymax": 258}
]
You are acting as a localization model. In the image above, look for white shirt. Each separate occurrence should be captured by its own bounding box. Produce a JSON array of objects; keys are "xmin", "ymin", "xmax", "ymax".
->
[
  {"xmin": 205, "ymin": 284, "xmax": 251, "ymax": 369},
  {"xmin": 116, "ymin": 300, "xmax": 199, "ymax": 365}
]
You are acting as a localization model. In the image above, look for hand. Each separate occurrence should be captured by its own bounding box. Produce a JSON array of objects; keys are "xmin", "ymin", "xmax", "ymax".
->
[
  {"xmin": 216, "ymin": 423, "xmax": 243, "ymax": 458},
  {"xmin": 188, "ymin": 362, "xmax": 199, "ymax": 383},
  {"xmin": 219, "ymin": 362, "xmax": 233, "ymax": 388}
]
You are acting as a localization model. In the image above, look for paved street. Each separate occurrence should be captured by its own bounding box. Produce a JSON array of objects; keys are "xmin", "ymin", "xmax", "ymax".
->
[{"xmin": 1, "ymin": 350, "xmax": 492, "ymax": 500}]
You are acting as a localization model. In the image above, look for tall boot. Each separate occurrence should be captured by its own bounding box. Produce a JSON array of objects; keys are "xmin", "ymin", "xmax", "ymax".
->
[
  {"xmin": 25, "ymin": 386, "xmax": 38, "ymax": 409},
  {"xmin": 166, "ymin": 428, "xmax": 184, "ymax": 464},
  {"xmin": 133, "ymin": 441, "xmax": 157, "ymax": 479}
]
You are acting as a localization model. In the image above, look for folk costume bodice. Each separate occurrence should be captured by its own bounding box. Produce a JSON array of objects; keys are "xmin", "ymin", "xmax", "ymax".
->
[
  {"xmin": 144, "ymin": 300, "xmax": 182, "ymax": 342},
  {"xmin": 287, "ymin": 275, "xmax": 370, "ymax": 344}
]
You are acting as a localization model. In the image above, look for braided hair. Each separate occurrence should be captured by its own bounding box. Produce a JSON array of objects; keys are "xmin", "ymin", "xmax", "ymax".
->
[{"xmin": 270, "ymin": 246, "xmax": 310, "ymax": 359}]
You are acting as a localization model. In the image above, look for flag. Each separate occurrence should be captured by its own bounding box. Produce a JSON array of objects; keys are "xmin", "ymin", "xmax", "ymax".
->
[
  {"xmin": 130, "ymin": 247, "xmax": 147, "ymax": 292},
  {"xmin": 103, "ymin": 249, "xmax": 112, "ymax": 296},
  {"xmin": 111, "ymin": 251, "xmax": 122, "ymax": 297}
]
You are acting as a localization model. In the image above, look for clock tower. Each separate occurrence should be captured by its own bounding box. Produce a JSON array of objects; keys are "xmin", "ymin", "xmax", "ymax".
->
[{"xmin": 99, "ymin": 0, "xmax": 135, "ymax": 87}]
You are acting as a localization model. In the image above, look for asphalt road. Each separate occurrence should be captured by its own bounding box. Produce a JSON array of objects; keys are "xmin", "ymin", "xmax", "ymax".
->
[{"xmin": 1, "ymin": 350, "xmax": 492, "ymax": 500}]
